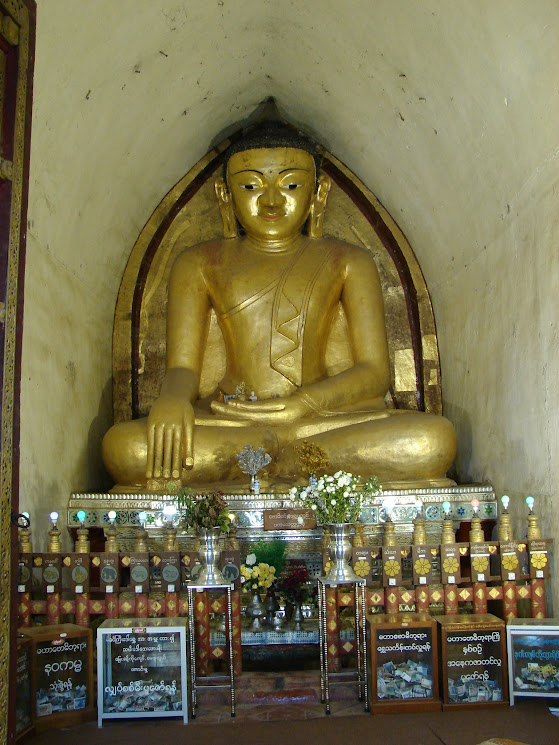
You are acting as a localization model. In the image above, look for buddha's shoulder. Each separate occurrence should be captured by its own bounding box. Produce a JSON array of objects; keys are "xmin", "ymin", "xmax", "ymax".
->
[
  {"xmin": 172, "ymin": 239, "xmax": 231, "ymax": 269},
  {"xmin": 319, "ymin": 236, "xmax": 376, "ymax": 264}
]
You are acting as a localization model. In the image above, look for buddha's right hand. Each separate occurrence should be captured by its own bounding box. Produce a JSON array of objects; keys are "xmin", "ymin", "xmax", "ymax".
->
[{"xmin": 146, "ymin": 396, "xmax": 194, "ymax": 480}]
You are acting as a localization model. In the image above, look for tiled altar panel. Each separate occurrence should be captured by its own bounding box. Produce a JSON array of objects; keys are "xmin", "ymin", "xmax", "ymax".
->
[
  {"xmin": 68, "ymin": 485, "xmax": 497, "ymax": 558},
  {"xmin": 69, "ymin": 484, "xmax": 496, "ymax": 528}
]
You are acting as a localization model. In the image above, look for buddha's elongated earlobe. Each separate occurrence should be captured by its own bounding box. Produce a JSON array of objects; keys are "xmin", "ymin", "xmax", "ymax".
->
[
  {"xmin": 308, "ymin": 173, "xmax": 331, "ymax": 239},
  {"xmin": 215, "ymin": 177, "xmax": 238, "ymax": 239}
]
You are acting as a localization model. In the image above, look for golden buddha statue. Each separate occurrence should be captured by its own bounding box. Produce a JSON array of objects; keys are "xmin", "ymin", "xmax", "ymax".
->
[{"xmin": 102, "ymin": 122, "xmax": 456, "ymax": 490}]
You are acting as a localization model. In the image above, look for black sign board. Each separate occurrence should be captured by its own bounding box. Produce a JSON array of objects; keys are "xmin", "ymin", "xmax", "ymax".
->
[
  {"xmin": 40, "ymin": 555, "xmax": 62, "ymax": 593},
  {"xmin": 18, "ymin": 554, "xmax": 32, "ymax": 592},
  {"xmin": 99, "ymin": 554, "xmax": 120, "ymax": 592},
  {"xmin": 529, "ymin": 540, "xmax": 550, "ymax": 579},
  {"xmin": 412, "ymin": 546, "xmax": 433, "ymax": 586},
  {"xmin": 220, "ymin": 549, "xmax": 241, "ymax": 590},
  {"xmin": 440, "ymin": 545, "xmax": 461, "ymax": 585},
  {"xmin": 160, "ymin": 552, "xmax": 181, "ymax": 592},
  {"xmin": 129, "ymin": 553, "xmax": 150, "ymax": 592},
  {"xmin": 68, "ymin": 554, "xmax": 90, "ymax": 593},
  {"xmin": 382, "ymin": 547, "xmax": 402, "ymax": 587},
  {"xmin": 499, "ymin": 541, "xmax": 521, "ymax": 581},
  {"xmin": 352, "ymin": 547, "xmax": 374, "ymax": 586},
  {"xmin": 470, "ymin": 544, "xmax": 490, "ymax": 582}
]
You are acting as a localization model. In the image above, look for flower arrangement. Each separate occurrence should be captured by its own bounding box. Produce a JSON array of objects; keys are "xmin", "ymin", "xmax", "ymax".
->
[
  {"xmin": 288, "ymin": 470, "xmax": 381, "ymax": 525},
  {"xmin": 240, "ymin": 552, "xmax": 276, "ymax": 594},
  {"xmin": 276, "ymin": 566, "xmax": 314, "ymax": 605},
  {"xmin": 174, "ymin": 488, "xmax": 231, "ymax": 533},
  {"xmin": 295, "ymin": 440, "xmax": 330, "ymax": 476}
]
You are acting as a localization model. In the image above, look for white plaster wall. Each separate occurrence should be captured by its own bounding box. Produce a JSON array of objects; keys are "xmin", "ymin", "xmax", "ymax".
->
[{"xmin": 20, "ymin": 0, "xmax": 559, "ymax": 599}]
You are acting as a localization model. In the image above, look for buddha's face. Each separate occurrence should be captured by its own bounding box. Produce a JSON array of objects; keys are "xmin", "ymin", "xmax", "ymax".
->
[{"xmin": 226, "ymin": 148, "xmax": 316, "ymax": 243}]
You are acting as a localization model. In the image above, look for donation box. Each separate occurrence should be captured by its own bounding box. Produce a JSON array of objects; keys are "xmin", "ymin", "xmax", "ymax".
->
[
  {"xmin": 506, "ymin": 618, "xmax": 559, "ymax": 705},
  {"xmin": 18, "ymin": 623, "xmax": 94, "ymax": 731},
  {"xmin": 366, "ymin": 612, "xmax": 440, "ymax": 713},
  {"xmin": 438, "ymin": 614, "xmax": 508, "ymax": 709},
  {"xmin": 97, "ymin": 618, "xmax": 188, "ymax": 726}
]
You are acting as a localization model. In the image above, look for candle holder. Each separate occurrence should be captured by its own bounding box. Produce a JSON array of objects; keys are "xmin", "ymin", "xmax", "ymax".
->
[
  {"xmin": 104, "ymin": 510, "xmax": 119, "ymax": 553},
  {"xmin": 526, "ymin": 496, "xmax": 541, "ymax": 540},
  {"xmin": 469, "ymin": 499, "xmax": 484, "ymax": 544},
  {"xmin": 47, "ymin": 511, "xmax": 61, "ymax": 553},
  {"xmin": 498, "ymin": 495, "xmax": 514, "ymax": 542},
  {"xmin": 74, "ymin": 510, "xmax": 90, "ymax": 553},
  {"xmin": 412, "ymin": 500, "xmax": 427, "ymax": 545},
  {"xmin": 441, "ymin": 501, "xmax": 455, "ymax": 545},
  {"xmin": 18, "ymin": 512, "xmax": 32, "ymax": 553},
  {"xmin": 134, "ymin": 511, "xmax": 149, "ymax": 552}
]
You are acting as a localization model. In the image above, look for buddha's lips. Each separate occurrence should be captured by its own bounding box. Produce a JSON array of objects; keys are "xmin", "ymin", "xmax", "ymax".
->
[{"xmin": 260, "ymin": 213, "xmax": 283, "ymax": 220}]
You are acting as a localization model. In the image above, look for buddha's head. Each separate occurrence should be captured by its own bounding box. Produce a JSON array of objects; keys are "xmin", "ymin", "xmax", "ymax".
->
[{"xmin": 216, "ymin": 122, "xmax": 331, "ymax": 243}]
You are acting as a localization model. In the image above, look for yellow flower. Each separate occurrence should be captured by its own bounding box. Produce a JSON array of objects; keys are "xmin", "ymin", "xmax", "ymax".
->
[
  {"xmin": 324, "ymin": 560, "xmax": 333, "ymax": 575},
  {"xmin": 442, "ymin": 557, "xmax": 459, "ymax": 574},
  {"xmin": 502, "ymin": 554, "xmax": 518, "ymax": 571},
  {"xmin": 252, "ymin": 570, "xmax": 259, "ymax": 578},
  {"xmin": 384, "ymin": 559, "xmax": 400, "ymax": 577},
  {"xmin": 531, "ymin": 553, "xmax": 548, "ymax": 569},
  {"xmin": 259, "ymin": 563, "xmax": 267, "ymax": 571},
  {"xmin": 354, "ymin": 559, "xmax": 370, "ymax": 577},
  {"xmin": 414, "ymin": 558, "xmax": 431, "ymax": 576},
  {"xmin": 472, "ymin": 556, "xmax": 488, "ymax": 572}
]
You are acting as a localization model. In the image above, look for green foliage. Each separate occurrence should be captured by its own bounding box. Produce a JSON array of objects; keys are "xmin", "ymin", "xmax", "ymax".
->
[
  {"xmin": 251, "ymin": 540, "xmax": 287, "ymax": 576},
  {"xmin": 172, "ymin": 486, "xmax": 231, "ymax": 533}
]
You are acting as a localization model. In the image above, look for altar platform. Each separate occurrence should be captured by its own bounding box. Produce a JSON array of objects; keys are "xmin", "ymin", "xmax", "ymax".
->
[{"xmin": 68, "ymin": 484, "xmax": 498, "ymax": 558}]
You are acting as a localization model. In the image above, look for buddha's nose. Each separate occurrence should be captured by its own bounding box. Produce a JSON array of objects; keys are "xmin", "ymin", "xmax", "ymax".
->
[{"xmin": 259, "ymin": 185, "xmax": 285, "ymax": 209}]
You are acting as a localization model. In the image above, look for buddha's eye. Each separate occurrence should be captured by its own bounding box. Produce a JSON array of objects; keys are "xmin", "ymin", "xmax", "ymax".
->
[
  {"xmin": 286, "ymin": 184, "xmax": 301, "ymax": 190},
  {"xmin": 240, "ymin": 184, "xmax": 257, "ymax": 190}
]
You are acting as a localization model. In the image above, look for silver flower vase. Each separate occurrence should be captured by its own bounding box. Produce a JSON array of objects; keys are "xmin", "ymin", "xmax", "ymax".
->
[
  {"xmin": 245, "ymin": 588, "xmax": 266, "ymax": 630},
  {"xmin": 323, "ymin": 522, "xmax": 361, "ymax": 583},
  {"xmin": 196, "ymin": 527, "xmax": 227, "ymax": 586}
]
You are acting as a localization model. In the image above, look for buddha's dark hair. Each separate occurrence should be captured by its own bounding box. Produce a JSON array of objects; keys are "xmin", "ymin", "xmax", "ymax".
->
[{"xmin": 222, "ymin": 121, "xmax": 322, "ymax": 179}]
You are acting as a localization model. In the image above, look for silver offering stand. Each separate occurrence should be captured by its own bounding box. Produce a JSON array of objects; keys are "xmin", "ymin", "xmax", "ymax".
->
[
  {"xmin": 186, "ymin": 581, "xmax": 236, "ymax": 718},
  {"xmin": 317, "ymin": 577, "xmax": 369, "ymax": 715}
]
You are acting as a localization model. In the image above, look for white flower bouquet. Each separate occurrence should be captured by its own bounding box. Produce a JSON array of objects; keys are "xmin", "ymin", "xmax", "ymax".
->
[{"xmin": 288, "ymin": 470, "xmax": 381, "ymax": 524}]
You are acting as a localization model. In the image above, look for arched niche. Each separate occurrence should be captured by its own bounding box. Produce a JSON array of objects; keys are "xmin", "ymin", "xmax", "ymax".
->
[{"xmin": 111, "ymin": 135, "xmax": 443, "ymax": 424}]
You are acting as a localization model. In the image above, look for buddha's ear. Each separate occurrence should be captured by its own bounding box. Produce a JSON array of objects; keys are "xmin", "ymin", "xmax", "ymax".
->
[
  {"xmin": 215, "ymin": 177, "xmax": 238, "ymax": 239},
  {"xmin": 308, "ymin": 173, "xmax": 331, "ymax": 239}
]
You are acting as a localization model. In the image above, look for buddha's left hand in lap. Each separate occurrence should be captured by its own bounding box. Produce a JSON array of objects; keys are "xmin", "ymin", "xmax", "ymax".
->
[{"xmin": 211, "ymin": 395, "xmax": 310, "ymax": 424}]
